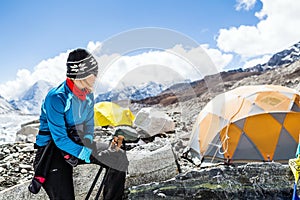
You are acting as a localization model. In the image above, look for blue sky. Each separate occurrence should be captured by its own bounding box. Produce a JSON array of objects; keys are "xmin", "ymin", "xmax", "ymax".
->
[{"xmin": 1, "ymin": 0, "xmax": 300, "ymax": 99}]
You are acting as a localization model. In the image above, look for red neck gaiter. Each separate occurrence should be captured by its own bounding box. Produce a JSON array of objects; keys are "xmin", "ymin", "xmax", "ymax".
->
[{"xmin": 66, "ymin": 78, "xmax": 89, "ymax": 101}]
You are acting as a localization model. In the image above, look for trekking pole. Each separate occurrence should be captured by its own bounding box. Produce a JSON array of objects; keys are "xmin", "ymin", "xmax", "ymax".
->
[
  {"xmin": 94, "ymin": 167, "xmax": 110, "ymax": 200},
  {"xmin": 85, "ymin": 166, "xmax": 104, "ymax": 200}
]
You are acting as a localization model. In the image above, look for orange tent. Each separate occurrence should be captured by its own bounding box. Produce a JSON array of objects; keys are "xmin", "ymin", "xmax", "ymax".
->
[{"xmin": 188, "ymin": 85, "xmax": 300, "ymax": 164}]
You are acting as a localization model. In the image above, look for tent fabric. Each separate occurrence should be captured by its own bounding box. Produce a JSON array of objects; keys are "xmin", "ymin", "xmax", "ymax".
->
[
  {"xmin": 189, "ymin": 85, "xmax": 300, "ymax": 164},
  {"xmin": 94, "ymin": 102, "xmax": 135, "ymax": 127}
]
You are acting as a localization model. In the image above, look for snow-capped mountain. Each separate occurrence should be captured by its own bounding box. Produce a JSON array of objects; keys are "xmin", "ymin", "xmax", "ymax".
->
[
  {"xmin": 0, "ymin": 95, "xmax": 16, "ymax": 114},
  {"xmin": 95, "ymin": 81, "xmax": 167, "ymax": 102},
  {"xmin": 267, "ymin": 41, "xmax": 300, "ymax": 67},
  {"xmin": 0, "ymin": 96, "xmax": 32, "ymax": 144},
  {"xmin": 8, "ymin": 80, "xmax": 166, "ymax": 114},
  {"xmin": 246, "ymin": 41, "xmax": 300, "ymax": 72},
  {"xmin": 10, "ymin": 80, "xmax": 54, "ymax": 115}
]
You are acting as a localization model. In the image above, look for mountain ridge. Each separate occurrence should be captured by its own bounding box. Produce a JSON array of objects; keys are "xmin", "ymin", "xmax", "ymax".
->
[
  {"xmin": 9, "ymin": 80, "xmax": 54, "ymax": 114},
  {"xmin": 0, "ymin": 95, "xmax": 16, "ymax": 114}
]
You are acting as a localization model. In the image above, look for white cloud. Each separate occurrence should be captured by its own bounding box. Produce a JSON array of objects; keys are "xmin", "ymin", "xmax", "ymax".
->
[
  {"xmin": 87, "ymin": 41, "xmax": 102, "ymax": 53},
  {"xmin": 95, "ymin": 49, "xmax": 202, "ymax": 93},
  {"xmin": 0, "ymin": 69, "xmax": 32, "ymax": 100},
  {"xmin": 0, "ymin": 41, "xmax": 105, "ymax": 100},
  {"xmin": 235, "ymin": 0, "xmax": 257, "ymax": 11},
  {"xmin": 217, "ymin": 0, "xmax": 300, "ymax": 58},
  {"xmin": 0, "ymin": 52, "xmax": 68, "ymax": 100},
  {"xmin": 95, "ymin": 44, "xmax": 232, "ymax": 93},
  {"xmin": 0, "ymin": 41, "xmax": 233, "ymax": 100},
  {"xmin": 201, "ymin": 44, "xmax": 233, "ymax": 71}
]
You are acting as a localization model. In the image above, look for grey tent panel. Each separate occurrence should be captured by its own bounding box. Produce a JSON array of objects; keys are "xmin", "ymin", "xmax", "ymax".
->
[
  {"xmin": 232, "ymin": 133, "xmax": 264, "ymax": 161},
  {"xmin": 271, "ymin": 113, "xmax": 286, "ymax": 124},
  {"xmin": 205, "ymin": 133, "xmax": 224, "ymax": 159},
  {"xmin": 234, "ymin": 118, "xmax": 246, "ymax": 130},
  {"xmin": 291, "ymin": 103, "xmax": 300, "ymax": 112},
  {"xmin": 273, "ymin": 127, "xmax": 298, "ymax": 161}
]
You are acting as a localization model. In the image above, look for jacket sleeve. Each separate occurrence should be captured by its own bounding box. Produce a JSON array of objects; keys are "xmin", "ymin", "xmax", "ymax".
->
[{"xmin": 44, "ymin": 93, "xmax": 84, "ymax": 157}]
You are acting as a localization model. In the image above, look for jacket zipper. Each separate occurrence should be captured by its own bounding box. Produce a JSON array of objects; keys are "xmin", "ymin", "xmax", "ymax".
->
[{"xmin": 79, "ymin": 102, "xmax": 82, "ymax": 118}]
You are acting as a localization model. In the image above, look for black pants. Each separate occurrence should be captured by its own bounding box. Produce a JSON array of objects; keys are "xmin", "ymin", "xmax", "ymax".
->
[
  {"xmin": 43, "ymin": 144, "xmax": 75, "ymax": 200},
  {"xmin": 42, "ymin": 145, "xmax": 126, "ymax": 200},
  {"xmin": 103, "ymin": 168, "xmax": 126, "ymax": 200}
]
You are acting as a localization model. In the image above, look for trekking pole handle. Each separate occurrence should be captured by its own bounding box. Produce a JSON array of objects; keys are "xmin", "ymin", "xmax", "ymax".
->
[
  {"xmin": 111, "ymin": 135, "xmax": 125, "ymax": 151},
  {"xmin": 117, "ymin": 135, "xmax": 124, "ymax": 148}
]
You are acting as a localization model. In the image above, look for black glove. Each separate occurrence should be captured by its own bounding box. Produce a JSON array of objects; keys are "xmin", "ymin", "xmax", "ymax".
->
[
  {"xmin": 89, "ymin": 141, "xmax": 129, "ymax": 172},
  {"xmin": 90, "ymin": 142, "xmax": 128, "ymax": 172},
  {"xmin": 96, "ymin": 147, "xmax": 129, "ymax": 172},
  {"xmin": 89, "ymin": 142, "xmax": 109, "ymax": 167},
  {"xmin": 61, "ymin": 138, "xmax": 96, "ymax": 166}
]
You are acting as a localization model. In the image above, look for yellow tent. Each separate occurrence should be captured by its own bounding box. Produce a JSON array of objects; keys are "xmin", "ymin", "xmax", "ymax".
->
[
  {"xmin": 188, "ymin": 85, "xmax": 300, "ymax": 164},
  {"xmin": 94, "ymin": 102, "xmax": 135, "ymax": 127}
]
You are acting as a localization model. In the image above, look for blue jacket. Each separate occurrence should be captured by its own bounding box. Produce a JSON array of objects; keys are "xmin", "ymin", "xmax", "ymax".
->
[{"xmin": 36, "ymin": 80, "xmax": 94, "ymax": 158}]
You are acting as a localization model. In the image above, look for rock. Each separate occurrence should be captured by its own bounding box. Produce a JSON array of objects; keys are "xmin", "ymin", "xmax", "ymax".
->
[
  {"xmin": 20, "ymin": 119, "xmax": 39, "ymax": 128},
  {"xmin": 126, "ymin": 138, "xmax": 178, "ymax": 186},
  {"xmin": 156, "ymin": 192, "xmax": 167, "ymax": 198},
  {"xmin": 3, "ymin": 155, "xmax": 13, "ymax": 162},
  {"xmin": 20, "ymin": 145, "xmax": 34, "ymax": 152},
  {"xmin": 127, "ymin": 162, "xmax": 294, "ymax": 199},
  {"xmin": 0, "ymin": 177, "xmax": 5, "ymax": 184},
  {"xmin": 19, "ymin": 164, "xmax": 32, "ymax": 170},
  {"xmin": 16, "ymin": 125, "xmax": 39, "ymax": 143},
  {"xmin": 134, "ymin": 107, "xmax": 175, "ymax": 137},
  {"xmin": 0, "ymin": 152, "xmax": 5, "ymax": 160},
  {"xmin": 3, "ymin": 148, "xmax": 10, "ymax": 154},
  {"xmin": 0, "ymin": 143, "xmax": 34, "ymax": 192}
]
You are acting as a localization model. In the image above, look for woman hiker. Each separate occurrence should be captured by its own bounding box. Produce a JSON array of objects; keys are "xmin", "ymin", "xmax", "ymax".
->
[{"xmin": 29, "ymin": 48, "xmax": 128, "ymax": 200}]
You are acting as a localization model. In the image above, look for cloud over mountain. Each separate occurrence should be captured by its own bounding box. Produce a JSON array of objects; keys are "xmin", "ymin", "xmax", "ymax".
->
[{"xmin": 0, "ymin": 42, "xmax": 230, "ymax": 100}]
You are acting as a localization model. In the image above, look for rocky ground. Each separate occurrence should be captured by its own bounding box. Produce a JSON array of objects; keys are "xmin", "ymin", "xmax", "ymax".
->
[
  {"xmin": 0, "ymin": 143, "xmax": 34, "ymax": 191},
  {"xmin": 0, "ymin": 113, "xmax": 194, "ymax": 192}
]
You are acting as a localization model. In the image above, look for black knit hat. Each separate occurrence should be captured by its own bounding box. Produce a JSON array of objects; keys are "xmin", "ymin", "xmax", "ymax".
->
[{"xmin": 66, "ymin": 48, "xmax": 98, "ymax": 80}]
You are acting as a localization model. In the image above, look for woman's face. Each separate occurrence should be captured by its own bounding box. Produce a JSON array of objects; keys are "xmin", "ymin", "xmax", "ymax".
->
[
  {"xmin": 74, "ymin": 74, "xmax": 97, "ymax": 92},
  {"xmin": 82, "ymin": 74, "xmax": 97, "ymax": 92}
]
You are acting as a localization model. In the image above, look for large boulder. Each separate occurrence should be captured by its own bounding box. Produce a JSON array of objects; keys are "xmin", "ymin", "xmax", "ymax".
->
[
  {"xmin": 126, "ymin": 138, "xmax": 178, "ymax": 186},
  {"xmin": 127, "ymin": 162, "xmax": 294, "ymax": 199},
  {"xmin": 134, "ymin": 107, "xmax": 175, "ymax": 137},
  {"xmin": 15, "ymin": 120, "xmax": 39, "ymax": 143}
]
